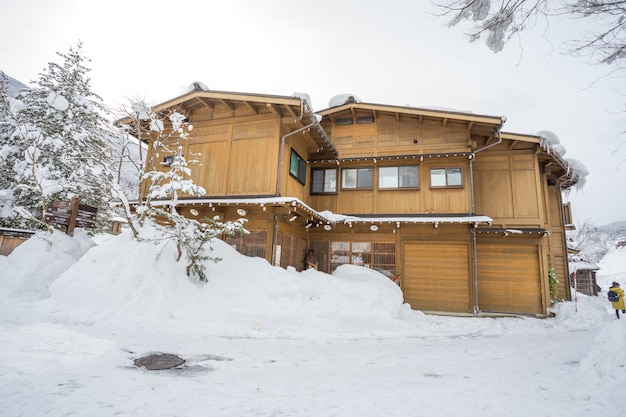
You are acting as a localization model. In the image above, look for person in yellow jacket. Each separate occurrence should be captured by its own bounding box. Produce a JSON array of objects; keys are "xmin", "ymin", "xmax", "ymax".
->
[{"xmin": 609, "ymin": 282, "xmax": 626, "ymax": 319}]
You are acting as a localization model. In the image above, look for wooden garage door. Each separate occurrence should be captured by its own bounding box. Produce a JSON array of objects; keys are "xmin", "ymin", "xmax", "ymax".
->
[
  {"xmin": 476, "ymin": 243, "xmax": 542, "ymax": 314},
  {"xmin": 403, "ymin": 242, "xmax": 471, "ymax": 313}
]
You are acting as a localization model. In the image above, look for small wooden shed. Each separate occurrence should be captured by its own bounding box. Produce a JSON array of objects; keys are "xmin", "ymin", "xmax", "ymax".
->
[
  {"xmin": 0, "ymin": 228, "xmax": 35, "ymax": 256},
  {"xmin": 569, "ymin": 261, "xmax": 600, "ymax": 297}
]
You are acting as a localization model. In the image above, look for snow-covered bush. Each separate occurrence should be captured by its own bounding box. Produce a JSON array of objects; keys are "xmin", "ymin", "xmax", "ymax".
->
[{"xmin": 117, "ymin": 101, "xmax": 247, "ymax": 282}]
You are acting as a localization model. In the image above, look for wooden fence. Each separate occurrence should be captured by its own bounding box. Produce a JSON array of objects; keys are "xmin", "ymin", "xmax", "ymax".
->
[{"xmin": 0, "ymin": 228, "xmax": 35, "ymax": 256}]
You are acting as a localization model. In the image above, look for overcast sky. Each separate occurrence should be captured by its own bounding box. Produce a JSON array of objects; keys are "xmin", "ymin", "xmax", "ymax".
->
[{"xmin": 2, "ymin": 0, "xmax": 624, "ymax": 226}]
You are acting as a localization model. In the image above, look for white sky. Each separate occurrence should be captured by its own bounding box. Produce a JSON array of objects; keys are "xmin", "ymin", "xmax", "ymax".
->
[{"xmin": 2, "ymin": 0, "xmax": 624, "ymax": 226}]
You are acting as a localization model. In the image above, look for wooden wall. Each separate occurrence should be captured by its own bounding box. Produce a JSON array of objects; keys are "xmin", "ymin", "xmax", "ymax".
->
[
  {"xmin": 545, "ymin": 179, "xmax": 571, "ymax": 300},
  {"xmin": 473, "ymin": 148, "xmax": 543, "ymax": 225},
  {"xmin": 0, "ymin": 235, "xmax": 29, "ymax": 256},
  {"xmin": 143, "ymin": 106, "xmax": 286, "ymax": 197},
  {"xmin": 328, "ymin": 113, "xmax": 470, "ymax": 156}
]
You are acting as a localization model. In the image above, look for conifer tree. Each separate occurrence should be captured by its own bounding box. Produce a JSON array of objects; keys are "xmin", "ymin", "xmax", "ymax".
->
[{"xmin": 0, "ymin": 43, "xmax": 116, "ymax": 232}]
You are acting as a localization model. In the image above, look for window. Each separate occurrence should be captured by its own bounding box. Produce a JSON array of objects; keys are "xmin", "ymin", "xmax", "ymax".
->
[
  {"xmin": 562, "ymin": 202, "xmax": 573, "ymax": 227},
  {"xmin": 341, "ymin": 167, "xmax": 373, "ymax": 189},
  {"xmin": 357, "ymin": 116, "xmax": 374, "ymax": 124},
  {"xmin": 335, "ymin": 117, "xmax": 353, "ymax": 126},
  {"xmin": 311, "ymin": 168, "xmax": 338, "ymax": 194},
  {"xmin": 379, "ymin": 166, "xmax": 419, "ymax": 189},
  {"xmin": 289, "ymin": 149, "xmax": 306, "ymax": 185},
  {"xmin": 430, "ymin": 168, "xmax": 463, "ymax": 187},
  {"xmin": 161, "ymin": 155, "xmax": 174, "ymax": 166},
  {"xmin": 328, "ymin": 241, "xmax": 396, "ymax": 279}
]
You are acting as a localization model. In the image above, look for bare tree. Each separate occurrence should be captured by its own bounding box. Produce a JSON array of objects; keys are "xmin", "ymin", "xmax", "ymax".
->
[{"xmin": 434, "ymin": 0, "xmax": 626, "ymax": 67}]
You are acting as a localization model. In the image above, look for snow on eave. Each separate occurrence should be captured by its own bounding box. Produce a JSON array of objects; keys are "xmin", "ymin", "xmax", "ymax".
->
[
  {"xmin": 150, "ymin": 197, "xmax": 328, "ymax": 223},
  {"xmin": 504, "ymin": 130, "xmax": 587, "ymax": 190},
  {"xmin": 145, "ymin": 197, "xmax": 493, "ymax": 226}
]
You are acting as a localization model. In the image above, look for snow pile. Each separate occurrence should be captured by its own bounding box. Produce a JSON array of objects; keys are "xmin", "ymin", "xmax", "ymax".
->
[
  {"xmin": 188, "ymin": 81, "xmax": 208, "ymax": 91},
  {"xmin": 538, "ymin": 130, "xmax": 589, "ymax": 188},
  {"xmin": 35, "ymin": 226, "xmax": 417, "ymax": 338},
  {"xmin": 0, "ymin": 229, "xmax": 94, "ymax": 299},
  {"xmin": 292, "ymin": 92, "xmax": 313, "ymax": 110},
  {"xmin": 328, "ymin": 93, "xmax": 361, "ymax": 108}
]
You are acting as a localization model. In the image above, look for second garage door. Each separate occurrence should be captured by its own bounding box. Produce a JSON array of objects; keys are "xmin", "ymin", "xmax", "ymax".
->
[{"xmin": 476, "ymin": 243, "xmax": 543, "ymax": 315}]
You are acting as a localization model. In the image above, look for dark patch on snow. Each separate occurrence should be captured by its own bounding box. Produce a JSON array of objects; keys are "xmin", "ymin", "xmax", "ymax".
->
[
  {"xmin": 134, "ymin": 353, "xmax": 185, "ymax": 370},
  {"xmin": 131, "ymin": 352, "xmax": 233, "ymax": 373}
]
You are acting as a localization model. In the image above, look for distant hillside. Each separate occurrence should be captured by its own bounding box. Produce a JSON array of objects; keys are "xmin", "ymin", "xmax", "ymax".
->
[
  {"xmin": 575, "ymin": 221, "xmax": 626, "ymax": 264},
  {"xmin": 1, "ymin": 72, "xmax": 29, "ymax": 97}
]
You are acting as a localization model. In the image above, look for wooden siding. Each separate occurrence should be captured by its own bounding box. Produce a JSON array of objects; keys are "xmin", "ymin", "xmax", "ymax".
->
[
  {"xmin": 329, "ymin": 112, "xmax": 471, "ymax": 158},
  {"xmin": 473, "ymin": 150, "xmax": 542, "ymax": 225},
  {"xmin": 188, "ymin": 142, "xmax": 230, "ymax": 195},
  {"xmin": 0, "ymin": 236, "xmax": 28, "ymax": 256},
  {"xmin": 142, "ymin": 111, "xmax": 284, "ymax": 197},
  {"xmin": 402, "ymin": 241, "xmax": 472, "ymax": 313},
  {"xmin": 476, "ymin": 242, "xmax": 543, "ymax": 315},
  {"xmin": 545, "ymin": 181, "xmax": 570, "ymax": 300},
  {"xmin": 226, "ymin": 137, "xmax": 277, "ymax": 194}
]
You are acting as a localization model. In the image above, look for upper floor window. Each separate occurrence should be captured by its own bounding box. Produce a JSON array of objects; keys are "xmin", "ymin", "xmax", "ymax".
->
[
  {"xmin": 335, "ymin": 117, "xmax": 353, "ymax": 126},
  {"xmin": 430, "ymin": 168, "xmax": 463, "ymax": 188},
  {"xmin": 379, "ymin": 166, "xmax": 419, "ymax": 189},
  {"xmin": 289, "ymin": 149, "xmax": 306, "ymax": 185},
  {"xmin": 311, "ymin": 168, "xmax": 338, "ymax": 194},
  {"xmin": 341, "ymin": 167, "xmax": 373, "ymax": 189}
]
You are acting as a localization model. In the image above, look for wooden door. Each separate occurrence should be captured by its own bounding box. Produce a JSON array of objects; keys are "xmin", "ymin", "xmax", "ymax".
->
[{"xmin": 403, "ymin": 242, "xmax": 472, "ymax": 313}]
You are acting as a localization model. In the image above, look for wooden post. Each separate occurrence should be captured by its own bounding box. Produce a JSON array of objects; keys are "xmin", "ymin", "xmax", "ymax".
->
[{"xmin": 66, "ymin": 197, "xmax": 80, "ymax": 236}]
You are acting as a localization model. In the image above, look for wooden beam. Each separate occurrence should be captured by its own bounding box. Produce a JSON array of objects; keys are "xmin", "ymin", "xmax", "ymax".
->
[
  {"xmin": 242, "ymin": 100, "xmax": 257, "ymax": 114},
  {"xmin": 197, "ymin": 97, "xmax": 214, "ymax": 110},
  {"xmin": 485, "ymin": 136, "xmax": 498, "ymax": 146},
  {"xmin": 285, "ymin": 105, "xmax": 297, "ymax": 118},
  {"xmin": 220, "ymin": 99, "xmax": 235, "ymax": 111},
  {"xmin": 267, "ymin": 103, "xmax": 283, "ymax": 118},
  {"xmin": 466, "ymin": 122, "xmax": 474, "ymax": 146},
  {"xmin": 509, "ymin": 140, "xmax": 519, "ymax": 149}
]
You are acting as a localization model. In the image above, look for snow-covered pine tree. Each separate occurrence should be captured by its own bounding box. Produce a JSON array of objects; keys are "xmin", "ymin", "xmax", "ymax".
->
[
  {"xmin": 0, "ymin": 74, "xmax": 21, "ymax": 226},
  {"xmin": 0, "ymin": 43, "xmax": 116, "ymax": 232}
]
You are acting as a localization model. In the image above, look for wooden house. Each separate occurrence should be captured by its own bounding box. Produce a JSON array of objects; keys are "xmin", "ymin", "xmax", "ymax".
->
[{"xmin": 133, "ymin": 88, "xmax": 579, "ymax": 317}]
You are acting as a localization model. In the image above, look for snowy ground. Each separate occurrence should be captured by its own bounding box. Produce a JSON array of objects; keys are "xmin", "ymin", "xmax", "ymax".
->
[{"xmin": 1, "ymin": 228, "xmax": 625, "ymax": 417}]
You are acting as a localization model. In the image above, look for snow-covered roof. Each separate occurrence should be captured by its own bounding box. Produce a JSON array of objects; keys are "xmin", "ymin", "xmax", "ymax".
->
[{"xmin": 569, "ymin": 261, "xmax": 600, "ymax": 272}]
